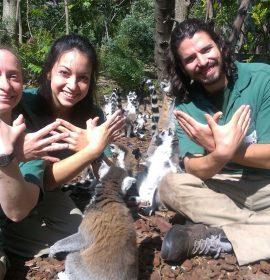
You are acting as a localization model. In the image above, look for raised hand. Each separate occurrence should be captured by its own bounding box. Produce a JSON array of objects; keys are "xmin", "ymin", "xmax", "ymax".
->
[
  {"xmin": 0, "ymin": 115, "xmax": 26, "ymax": 155},
  {"xmin": 174, "ymin": 110, "xmax": 222, "ymax": 152},
  {"xmin": 14, "ymin": 119, "xmax": 70, "ymax": 162},
  {"xmin": 85, "ymin": 110, "xmax": 126, "ymax": 157},
  {"xmin": 206, "ymin": 105, "xmax": 251, "ymax": 162},
  {"xmin": 55, "ymin": 119, "xmax": 89, "ymax": 152}
]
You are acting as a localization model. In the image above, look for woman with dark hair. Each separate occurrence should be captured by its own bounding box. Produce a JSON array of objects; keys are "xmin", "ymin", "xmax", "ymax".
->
[
  {"xmin": 37, "ymin": 34, "xmax": 99, "ymax": 127},
  {"xmin": 3, "ymin": 34, "xmax": 125, "ymax": 259}
]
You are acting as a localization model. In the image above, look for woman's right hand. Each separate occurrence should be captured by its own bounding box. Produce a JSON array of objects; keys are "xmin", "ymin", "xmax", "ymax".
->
[
  {"xmin": 14, "ymin": 118, "xmax": 70, "ymax": 162},
  {"xmin": 0, "ymin": 115, "xmax": 25, "ymax": 155}
]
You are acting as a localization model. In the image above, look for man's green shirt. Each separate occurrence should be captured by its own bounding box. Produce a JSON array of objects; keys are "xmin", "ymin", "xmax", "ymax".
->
[{"xmin": 175, "ymin": 61, "xmax": 270, "ymax": 175}]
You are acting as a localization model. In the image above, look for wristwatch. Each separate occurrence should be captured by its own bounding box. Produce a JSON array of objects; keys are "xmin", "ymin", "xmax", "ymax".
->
[{"xmin": 0, "ymin": 153, "xmax": 14, "ymax": 167}]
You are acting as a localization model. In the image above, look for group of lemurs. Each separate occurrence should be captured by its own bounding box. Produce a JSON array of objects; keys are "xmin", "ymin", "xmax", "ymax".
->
[
  {"xmin": 103, "ymin": 78, "xmax": 162, "ymax": 138},
  {"xmin": 50, "ymin": 78, "xmax": 182, "ymax": 280}
]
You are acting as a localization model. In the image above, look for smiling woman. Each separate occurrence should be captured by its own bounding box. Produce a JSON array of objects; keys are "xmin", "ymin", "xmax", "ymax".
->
[
  {"xmin": 0, "ymin": 49, "xmax": 23, "ymax": 123},
  {"xmin": 48, "ymin": 49, "xmax": 92, "ymax": 114},
  {"xmin": 0, "ymin": 47, "xmax": 49, "ymax": 280},
  {"xmin": 2, "ymin": 34, "xmax": 126, "ymax": 261}
]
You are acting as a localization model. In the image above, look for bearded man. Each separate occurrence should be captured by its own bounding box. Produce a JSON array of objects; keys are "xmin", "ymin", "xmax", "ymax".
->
[{"xmin": 159, "ymin": 18, "xmax": 270, "ymax": 266}]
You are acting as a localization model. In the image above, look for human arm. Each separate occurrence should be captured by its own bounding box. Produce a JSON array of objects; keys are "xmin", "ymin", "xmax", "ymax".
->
[
  {"xmin": 174, "ymin": 110, "xmax": 222, "ymax": 152},
  {"xmin": 54, "ymin": 117, "xmax": 125, "ymax": 152},
  {"xmin": 0, "ymin": 117, "xmax": 40, "ymax": 221},
  {"xmin": 183, "ymin": 105, "xmax": 250, "ymax": 179},
  {"xmin": 43, "ymin": 110, "xmax": 126, "ymax": 190},
  {"xmin": 232, "ymin": 144, "xmax": 270, "ymax": 169},
  {"xmin": 0, "ymin": 160, "xmax": 40, "ymax": 221},
  {"xmin": 175, "ymin": 108, "xmax": 270, "ymax": 170}
]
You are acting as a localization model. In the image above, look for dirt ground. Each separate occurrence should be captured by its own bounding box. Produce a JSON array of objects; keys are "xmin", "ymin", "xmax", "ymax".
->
[{"xmin": 5, "ymin": 123, "xmax": 270, "ymax": 280}]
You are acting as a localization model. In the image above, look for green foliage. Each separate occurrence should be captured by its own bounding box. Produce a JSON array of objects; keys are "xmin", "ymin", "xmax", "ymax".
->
[
  {"xmin": 100, "ymin": 41, "xmax": 144, "ymax": 90},
  {"xmin": 117, "ymin": 1, "xmax": 154, "ymax": 62},
  {"xmin": 11, "ymin": 0, "xmax": 152, "ymax": 89},
  {"xmin": 17, "ymin": 31, "xmax": 53, "ymax": 85},
  {"xmin": 190, "ymin": 0, "xmax": 238, "ymax": 36},
  {"xmin": 69, "ymin": 0, "xmax": 133, "ymax": 45},
  {"xmin": 1, "ymin": 0, "xmax": 270, "ymax": 89},
  {"xmin": 189, "ymin": 0, "xmax": 206, "ymax": 20},
  {"xmin": 0, "ymin": 22, "xmax": 13, "ymax": 45},
  {"xmin": 190, "ymin": 0, "xmax": 270, "ymax": 55},
  {"xmin": 251, "ymin": 3, "xmax": 268, "ymax": 26},
  {"xmin": 243, "ymin": 1, "xmax": 270, "ymax": 53},
  {"xmin": 20, "ymin": 1, "xmax": 66, "ymax": 39},
  {"xmin": 99, "ymin": 0, "xmax": 154, "ymax": 91}
]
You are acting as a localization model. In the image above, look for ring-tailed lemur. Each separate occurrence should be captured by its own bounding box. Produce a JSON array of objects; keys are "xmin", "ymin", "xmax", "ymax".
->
[
  {"xmin": 124, "ymin": 91, "xmax": 139, "ymax": 138},
  {"xmin": 159, "ymin": 79, "xmax": 171, "ymax": 94},
  {"xmin": 145, "ymin": 79, "xmax": 160, "ymax": 136},
  {"xmin": 103, "ymin": 88, "xmax": 122, "ymax": 117},
  {"xmin": 133, "ymin": 112, "xmax": 148, "ymax": 139},
  {"xmin": 108, "ymin": 130, "xmax": 182, "ymax": 216},
  {"xmin": 50, "ymin": 158, "xmax": 138, "ymax": 280},
  {"xmin": 135, "ymin": 128, "xmax": 182, "ymax": 215}
]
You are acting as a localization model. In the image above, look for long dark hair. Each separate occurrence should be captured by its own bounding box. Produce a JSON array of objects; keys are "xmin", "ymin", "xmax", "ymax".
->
[
  {"xmin": 37, "ymin": 34, "xmax": 99, "ymax": 125},
  {"xmin": 167, "ymin": 18, "xmax": 237, "ymax": 102}
]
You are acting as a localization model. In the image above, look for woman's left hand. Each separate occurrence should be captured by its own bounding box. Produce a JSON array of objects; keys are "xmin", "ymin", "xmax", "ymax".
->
[{"xmin": 85, "ymin": 110, "xmax": 126, "ymax": 157}]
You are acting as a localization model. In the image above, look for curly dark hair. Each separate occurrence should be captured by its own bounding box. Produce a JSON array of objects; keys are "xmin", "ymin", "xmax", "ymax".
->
[
  {"xmin": 167, "ymin": 18, "xmax": 237, "ymax": 102},
  {"xmin": 37, "ymin": 34, "xmax": 99, "ymax": 124}
]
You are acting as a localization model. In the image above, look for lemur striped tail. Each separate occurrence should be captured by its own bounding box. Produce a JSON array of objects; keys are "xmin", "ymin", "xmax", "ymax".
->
[
  {"xmin": 103, "ymin": 88, "xmax": 123, "ymax": 117},
  {"xmin": 145, "ymin": 79, "xmax": 159, "ymax": 136}
]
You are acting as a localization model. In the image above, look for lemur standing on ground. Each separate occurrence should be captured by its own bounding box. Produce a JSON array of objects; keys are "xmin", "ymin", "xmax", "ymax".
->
[{"xmin": 50, "ymin": 157, "xmax": 138, "ymax": 280}]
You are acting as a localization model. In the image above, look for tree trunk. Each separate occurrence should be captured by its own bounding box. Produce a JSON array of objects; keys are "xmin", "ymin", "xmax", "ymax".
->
[
  {"xmin": 16, "ymin": 0, "xmax": 22, "ymax": 44},
  {"xmin": 229, "ymin": 0, "xmax": 252, "ymax": 51},
  {"xmin": 175, "ymin": 0, "xmax": 190, "ymax": 23},
  {"xmin": 64, "ymin": 0, "xmax": 69, "ymax": 35},
  {"xmin": 2, "ymin": 0, "xmax": 17, "ymax": 40},
  {"xmin": 205, "ymin": 0, "xmax": 214, "ymax": 22},
  {"xmin": 154, "ymin": 0, "xmax": 175, "ymax": 82},
  {"xmin": 156, "ymin": 0, "xmax": 191, "ymax": 131}
]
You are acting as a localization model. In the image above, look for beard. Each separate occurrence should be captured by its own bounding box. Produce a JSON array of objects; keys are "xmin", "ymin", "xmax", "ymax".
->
[{"xmin": 195, "ymin": 60, "xmax": 224, "ymax": 86}]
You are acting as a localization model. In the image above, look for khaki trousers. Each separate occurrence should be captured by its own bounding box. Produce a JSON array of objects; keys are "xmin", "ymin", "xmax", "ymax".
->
[
  {"xmin": 3, "ymin": 189, "xmax": 82, "ymax": 258},
  {"xmin": 159, "ymin": 172, "xmax": 270, "ymax": 265}
]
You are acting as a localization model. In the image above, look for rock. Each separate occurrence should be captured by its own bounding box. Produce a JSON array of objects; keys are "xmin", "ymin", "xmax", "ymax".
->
[
  {"xmin": 150, "ymin": 270, "xmax": 161, "ymax": 280},
  {"xmin": 151, "ymin": 216, "xmax": 172, "ymax": 234},
  {"xmin": 260, "ymin": 260, "xmax": 270, "ymax": 274},
  {"xmin": 225, "ymin": 255, "xmax": 237, "ymax": 265},
  {"xmin": 161, "ymin": 265, "xmax": 177, "ymax": 278},
  {"xmin": 153, "ymin": 252, "xmax": 161, "ymax": 267},
  {"xmin": 181, "ymin": 259, "xmax": 193, "ymax": 272},
  {"xmin": 221, "ymin": 263, "xmax": 237, "ymax": 272}
]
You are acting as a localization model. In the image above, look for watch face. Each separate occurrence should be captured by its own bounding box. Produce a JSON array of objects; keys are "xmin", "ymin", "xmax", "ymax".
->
[{"xmin": 0, "ymin": 154, "xmax": 14, "ymax": 167}]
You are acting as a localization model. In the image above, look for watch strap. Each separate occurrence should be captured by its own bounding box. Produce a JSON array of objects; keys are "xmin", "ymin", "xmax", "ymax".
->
[{"xmin": 0, "ymin": 153, "xmax": 15, "ymax": 167}]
